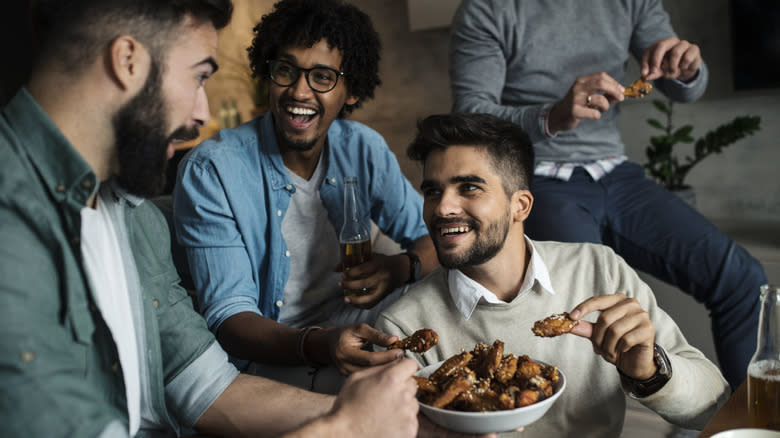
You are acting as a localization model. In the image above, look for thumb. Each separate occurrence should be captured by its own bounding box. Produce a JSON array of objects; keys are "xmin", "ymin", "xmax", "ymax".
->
[{"xmin": 569, "ymin": 319, "xmax": 593, "ymax": 339}]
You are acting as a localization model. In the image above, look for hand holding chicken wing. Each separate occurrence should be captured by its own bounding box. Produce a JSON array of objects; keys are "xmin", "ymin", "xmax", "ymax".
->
[
  {"xmin": 389, "ymin": 328, "xmax": 439, "ymax": 353},
  {"xmin": 568, "ymin": 293, "xmax": 657, "ymax": 380},
  {"xmin": 641, "ymin": 36, "xmax": 702, "ymax": 82}
]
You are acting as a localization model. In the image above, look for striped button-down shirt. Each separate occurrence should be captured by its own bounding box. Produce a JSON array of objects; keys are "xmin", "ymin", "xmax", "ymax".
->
[{"xmin": 534, "ymin": 155, "xmax": 627, "ymax": 181}]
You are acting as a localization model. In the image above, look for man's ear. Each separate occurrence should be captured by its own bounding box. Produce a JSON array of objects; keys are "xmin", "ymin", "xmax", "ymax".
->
[
  {"xmin": 107, "ymin": 35, "xmax": 151, "ymax": 93},
  {"xmin": 345, "ymin": 94, "xmax": 359, "ymax": 106},
  {"xmin": 511, "ymin": 189, "xmax": 534, "ymax": 223}
]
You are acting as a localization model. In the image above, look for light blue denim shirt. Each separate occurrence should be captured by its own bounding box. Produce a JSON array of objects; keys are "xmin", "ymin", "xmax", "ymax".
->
[{"xmin": 173, "ymin": 114, "xmax": 428, "ymax": 335}]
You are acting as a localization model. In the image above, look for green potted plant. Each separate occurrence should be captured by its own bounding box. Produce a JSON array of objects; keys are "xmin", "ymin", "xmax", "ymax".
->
[{"xmin": 644, "ymin": 99, "xmax": 761, "ymax": 205}]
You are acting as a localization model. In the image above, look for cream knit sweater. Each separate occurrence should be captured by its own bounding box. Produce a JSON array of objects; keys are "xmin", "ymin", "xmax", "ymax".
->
[{"xmin": 376, "ymin": 240, "xmax": 728, "ymax": 437}]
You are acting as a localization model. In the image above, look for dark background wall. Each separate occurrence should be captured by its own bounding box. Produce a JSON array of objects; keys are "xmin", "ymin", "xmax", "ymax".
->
[
  {"xmin": 3, "ymin": 0, "xmax": 778, "ymax": 223},
  {"xmin": 1, "ymin": 1, "xmax": 33, "ymax": 106}
]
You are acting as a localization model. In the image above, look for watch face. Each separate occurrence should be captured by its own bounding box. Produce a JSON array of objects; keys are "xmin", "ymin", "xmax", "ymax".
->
[{"xmin": 407, "ymin": 252, "xmax": 421, "ymax": 283}]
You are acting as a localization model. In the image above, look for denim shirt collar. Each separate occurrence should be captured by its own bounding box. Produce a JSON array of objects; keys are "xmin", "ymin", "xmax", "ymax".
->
[{"xmin": 256, "ymin": 113, "xmax": 341, "ymax": 192}]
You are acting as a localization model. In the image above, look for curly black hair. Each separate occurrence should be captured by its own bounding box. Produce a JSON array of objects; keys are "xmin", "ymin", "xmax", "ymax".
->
[{"xmin": 248, "ymin": 0, "xmax": 381, "ymax": 118}]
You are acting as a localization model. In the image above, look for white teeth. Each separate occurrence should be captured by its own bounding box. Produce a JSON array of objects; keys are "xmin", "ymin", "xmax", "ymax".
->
[
  {"xmin": 440, "ymin": 226, "xmax": 470, "ymax": 236},
  {"xmin": 287, "ymin": 107, "xmax": 316, "ymax": 115}
]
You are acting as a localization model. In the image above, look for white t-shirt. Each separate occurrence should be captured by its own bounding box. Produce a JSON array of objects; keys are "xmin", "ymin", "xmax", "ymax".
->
[
  {"xmin": 279, "ymin": 152, "xmax": 344, "ymax": 327},
  {"xmin": 81, "ymin": 195, "xmax": 141, "ymax": 435}
]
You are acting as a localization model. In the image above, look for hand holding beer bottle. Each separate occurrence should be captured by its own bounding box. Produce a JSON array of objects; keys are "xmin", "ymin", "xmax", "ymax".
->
[
  {"xmin": 339, "ymin": 176, "xmax": 372, "ymax": 297},
  {"xmin": 747, "ymin": 284, "xmax": 780, "ymax": 430}
]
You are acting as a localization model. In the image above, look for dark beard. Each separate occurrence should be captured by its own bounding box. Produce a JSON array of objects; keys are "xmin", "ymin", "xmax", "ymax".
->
[
  {"xmin": 281, "ymin": 136, "xmax": 317, "ymax": 151},
  {"xmin": 433, "ymin": 210, "xmax": 510, "ymax": 270},
  {"xmin": 272, "ymin": 101, "xmax": 320, "ymax": 152},
  {"xmin": 113, "ymin": 62, "xmax": 198, "ymax": 198}
]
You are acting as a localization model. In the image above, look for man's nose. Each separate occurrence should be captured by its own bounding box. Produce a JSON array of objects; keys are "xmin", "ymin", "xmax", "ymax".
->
[
  {"xmin": 289, "ymin": 71, "xmax": 314, "ymax": 99},
  {"xmin": 434, "ymin": 189, "xmax": 461, "ymax": 216},
  {"xmin": 193, "ymin": 87, "xmax": 210, "ymax": 127}
]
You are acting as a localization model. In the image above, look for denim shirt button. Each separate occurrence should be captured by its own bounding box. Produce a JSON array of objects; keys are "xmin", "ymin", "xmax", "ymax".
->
[
  {"xmin": 277, "ymin": 210, "xmax": 282, "ymax": 217},
  {"xmin": 152, "ymin": 299, "xmax": 159, "ymax": 309},
  {"xmin": 285, "ymin": 184, "xmax": 292, "ymax": 191},
  {"xmin": 330, "ymin": 177, "xmax": 336, "ymax": 184},
  {"xmin": 275, "ymin": 300, "xmax": 283, "ymax": 308},
  {"xmin": 285, "ymin": 250, "xmax": 290, "ymax": 257},
  {"xmin": 21, "ymin": 351, "xmax": 35, "ymax": 363}
]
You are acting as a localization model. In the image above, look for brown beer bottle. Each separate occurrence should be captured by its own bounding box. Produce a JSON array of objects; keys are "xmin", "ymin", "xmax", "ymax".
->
[
  {"xmin": 339, "ymin": 176, "xmax": 372, "ymax": 296},
  {"xmin": 747, "ymin": 284, "xmax": 780, "ymax": 430}
]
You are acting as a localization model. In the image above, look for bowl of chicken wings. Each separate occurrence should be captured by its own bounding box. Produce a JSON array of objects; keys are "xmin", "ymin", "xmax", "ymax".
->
[{"xmin": 413, "ymin": 340, "xmax": 566, "ymax": 434}]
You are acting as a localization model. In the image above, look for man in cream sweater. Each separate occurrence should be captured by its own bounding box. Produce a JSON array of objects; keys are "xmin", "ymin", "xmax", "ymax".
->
[{"xmin": 375, "ymin": 113, "xmax": 728, "ymax": 436}]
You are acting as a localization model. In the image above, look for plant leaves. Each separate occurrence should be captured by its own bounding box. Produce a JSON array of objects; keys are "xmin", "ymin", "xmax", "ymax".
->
[
  {"xmin": 652, "ymin": 100, "xmax": 670, "ymax": 114},
  {"xmin": 647, "ymin": 118, "xmax": 665, "ymax": 130},
  {"xmin": 673, "ymin": 125, "xmax": 694, "ymax": 138},
  {"xmin": 643, "ymin": 100, "xmax": 761, "ymax": 190}
]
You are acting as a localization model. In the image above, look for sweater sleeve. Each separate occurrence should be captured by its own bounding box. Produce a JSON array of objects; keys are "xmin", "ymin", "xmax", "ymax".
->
[
  {"xmin": 629, "ymin": 0, "xmax": 709, "ymax": 103},
  {"xmin": 449, "ymin": 0, "xmax": 552, "ymax": 144},
  {"xmin": 606, "ymin": 247, "xmax": 729, "ymax": 429}
]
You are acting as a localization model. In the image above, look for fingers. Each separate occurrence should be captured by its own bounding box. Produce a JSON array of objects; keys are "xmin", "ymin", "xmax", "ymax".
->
[
  {"xmin": 334, "ymin": 358, "xmax": 420, "ymax": 437},
  {"xmin": 549, "ymin": 72, "xmax": 624, "ymax": 134},
  {"xmin": 343, "ymin": 286, "xmax": 386, "ymax": 309},
  {"xmin": 332, "ymin": 324, "xmax": 405, "ymax": 374},
  {"xmin": 569, "ymin": 294, "xmax": 655, "ymax": 364},
  {"xmin": 642, "ymin": 37, "xmax": 702, "ymax": 81},
  {"xmin": 340, "ymin": 254, "xmax": 397, "ymax": 308},
  {"xmin": 576, "ymin": 72, "xmax": 625, "ymax": 107}
]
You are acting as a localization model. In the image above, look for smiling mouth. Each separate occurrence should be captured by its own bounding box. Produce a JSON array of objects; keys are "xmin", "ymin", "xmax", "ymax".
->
[
  {"xmin": 439, "ymin": 226, "xmax": 471, "ymax": 236},
  {"xmin": 285, "ymin": 105, "xmax": 318, "ymax": 126}
]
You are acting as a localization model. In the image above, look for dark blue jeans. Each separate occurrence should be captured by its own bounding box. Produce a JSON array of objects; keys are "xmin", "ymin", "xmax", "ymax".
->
[{"xmin": 525, "ymin": 162, "xmax": 765, "ymax": 389}]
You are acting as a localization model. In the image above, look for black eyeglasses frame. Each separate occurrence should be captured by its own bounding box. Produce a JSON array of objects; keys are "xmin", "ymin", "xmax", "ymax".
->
[{"xmin": 266, "ymin": 59, "xmax": 346, "ymax": 93}]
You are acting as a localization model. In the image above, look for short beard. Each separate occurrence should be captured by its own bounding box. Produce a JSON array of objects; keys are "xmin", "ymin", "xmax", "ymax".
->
[
  {"xmin": 281, "ymin": 136, "xmax": 317, "ymax": 151},
  {"xmin": 113, "ymin": 61, "xmax": 196, "ymax": 198},
  {"xmin": 434, "ymin": 209, "xmax": 510, "ymax": 270}
]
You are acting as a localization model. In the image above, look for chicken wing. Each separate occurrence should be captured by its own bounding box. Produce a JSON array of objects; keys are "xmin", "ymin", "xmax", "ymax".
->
[
  {"xmin": 428, "ymin": 368, "xmax": 476, "ymax": 409},
  {"xmin": 623, "ymin": 75, "xmax": 653, "ymax": 98},
  {"xmin": 390, "ymin": 328, "xmax": 439, "ymax": 353},
  {"xmin": 429, "ymin": 350, "xmax": 473, "ymax": 385},
  {"xmin": 532, "ymin": 312, "xmax": 578, "ymax": 337},
  {"xmin": 474, "ymin": 340, "xmax": 504, "ymax": 379}
]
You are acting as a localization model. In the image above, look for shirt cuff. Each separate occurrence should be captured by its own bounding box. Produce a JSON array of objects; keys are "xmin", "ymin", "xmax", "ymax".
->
[
  {"xmin": 671, "ymin": 68, "xmax": 701, "ymax": 87},
  {"xmin": 540, "ymin": 103, "xmax": 557, "ymax": 138},
  {"xmin": 97, "ymin": 420, "xmax": 129, "ymax": 438},
  {"xmin": 165, "ymin": 341, "xmax": 240, "ymax": 428}
]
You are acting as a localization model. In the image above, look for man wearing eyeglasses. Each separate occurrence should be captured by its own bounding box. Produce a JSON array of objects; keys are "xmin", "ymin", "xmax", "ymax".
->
[{"xmin": 173, "ymin": 0, "xmax": 438, "ymax": 393}]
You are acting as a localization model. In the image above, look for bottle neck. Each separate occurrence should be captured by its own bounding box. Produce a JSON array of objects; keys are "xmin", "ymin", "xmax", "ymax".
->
[
  {"xmin": 343, "ymin": 180, "xmax": 361, "ymax": 222},
  {"xmin": 755, "ymin": 286, "xmax": 780, "ymax": 356}
]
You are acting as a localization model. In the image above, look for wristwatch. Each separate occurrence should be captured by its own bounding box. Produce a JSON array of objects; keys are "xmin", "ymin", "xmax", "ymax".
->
[
  {"xmin": 619, "ymin": 344, "xmax": 672, "ymax": 398},
  {"xmin": 403, "ymin": 251, "xmax": 421, "ymax": 284}
]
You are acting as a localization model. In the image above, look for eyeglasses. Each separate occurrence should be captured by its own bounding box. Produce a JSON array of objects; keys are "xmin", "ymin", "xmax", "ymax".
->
[{"xmin": 266, "ymin": 59, "xmax": 346, "ymax": 93}]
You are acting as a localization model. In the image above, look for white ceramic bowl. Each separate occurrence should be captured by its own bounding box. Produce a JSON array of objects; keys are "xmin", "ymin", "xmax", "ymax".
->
[
  {"xmin": 415, "ymin": 358, "xmax": 566, "ymax": 434},
  {"xmin": 711, "ymin": 429, "xmax": 780, "ymax": 438}
]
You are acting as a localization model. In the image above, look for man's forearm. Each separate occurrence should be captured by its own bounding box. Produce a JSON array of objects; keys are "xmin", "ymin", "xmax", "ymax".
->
[
  {"xmin": 195, "ymin": 374, "xmax": 335, "ymax": 437},
  {"xmin": 216, "ymin": 312, "xmax": 300, "ymax": 365}
]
